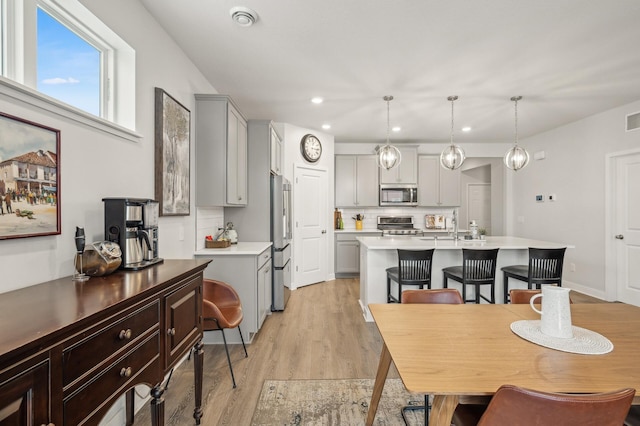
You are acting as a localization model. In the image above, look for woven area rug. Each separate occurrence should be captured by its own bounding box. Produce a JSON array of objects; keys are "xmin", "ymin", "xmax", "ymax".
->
[{"xmin": 251, "ymin": 378, "xmax": 426, "ymax": 426}]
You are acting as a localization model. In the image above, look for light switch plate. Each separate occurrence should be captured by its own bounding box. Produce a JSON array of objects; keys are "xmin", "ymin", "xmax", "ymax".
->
[{"xmin": 536, "ymin": 194, "xmax": 544, "ymax": 202}]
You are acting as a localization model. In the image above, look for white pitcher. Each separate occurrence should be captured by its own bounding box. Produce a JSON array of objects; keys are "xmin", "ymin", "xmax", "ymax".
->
[{"xmin": 530, "ymin": 286, "xmax": 573, "ymax": 338}]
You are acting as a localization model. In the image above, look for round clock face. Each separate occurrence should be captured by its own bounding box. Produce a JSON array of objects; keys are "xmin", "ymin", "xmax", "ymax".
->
[{"xmin": 301, "ymin": 134, "xmax": 322, "ymax": 163}]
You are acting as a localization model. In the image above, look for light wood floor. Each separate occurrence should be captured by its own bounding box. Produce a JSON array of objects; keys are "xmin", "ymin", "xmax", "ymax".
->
[{"xmin": 134, "ymin": 279, "xmax": 603, "ymax": 425}]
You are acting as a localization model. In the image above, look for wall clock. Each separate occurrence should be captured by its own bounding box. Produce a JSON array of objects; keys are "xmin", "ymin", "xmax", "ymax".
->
[{"xmin": 300, "ymin": 134, "xmax": 322, "ymax": 163}]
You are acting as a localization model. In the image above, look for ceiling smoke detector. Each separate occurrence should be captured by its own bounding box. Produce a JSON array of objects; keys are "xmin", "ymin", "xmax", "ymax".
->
[{"xmin": 230, "ymin": 7, "xmax": 258, "ymax": 27}]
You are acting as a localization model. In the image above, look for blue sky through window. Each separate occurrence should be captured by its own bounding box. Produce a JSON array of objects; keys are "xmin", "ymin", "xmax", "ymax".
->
[{"xmin": 37, "ymin": 8, "xmax": 100, "ymax": 116}]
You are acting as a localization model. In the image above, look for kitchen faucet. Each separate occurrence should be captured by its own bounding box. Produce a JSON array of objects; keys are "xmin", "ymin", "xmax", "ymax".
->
[{"xmin": 452, "ymin": 209, "xmax": 459, "ymax": 240}]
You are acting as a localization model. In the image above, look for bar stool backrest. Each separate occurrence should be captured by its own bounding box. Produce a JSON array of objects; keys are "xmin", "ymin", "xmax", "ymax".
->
[
  {"xmin": 528, "ymin": 247, "xmax": 566, "ymax": 285},
  {"xmin": 397, "ymin": 249, "xmax": 435, "ymax": 286},
  {"xmin": 462, "ymin": 248, "xmax": 500, "ymax": 284}
]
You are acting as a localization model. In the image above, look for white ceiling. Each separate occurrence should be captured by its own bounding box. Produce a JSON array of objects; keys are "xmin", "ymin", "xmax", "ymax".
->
[{"xmin": 140, "ymin": 0, "xmax": 640, "ymax": 144}]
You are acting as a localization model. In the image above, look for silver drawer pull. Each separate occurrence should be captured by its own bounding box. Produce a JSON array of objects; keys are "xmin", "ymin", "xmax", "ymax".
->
[
  {"xmin": 167, "ymin": 328, "xmax": 176, "ymax": 336},
  {"xmin": 120, "ymin": 366, "xmax": 132, "ymax": 378},
  {"xmin": 118, "ymin": 329, "xmax": 132, "ymax": 340}
]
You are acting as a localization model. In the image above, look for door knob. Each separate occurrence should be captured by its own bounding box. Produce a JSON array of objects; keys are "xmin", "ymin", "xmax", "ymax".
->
[
  {"xmin": 321, "ymin": 230, "xmax": 327, "ymax": 234},
  {"xmin": 615, "ymin": 234, "xmax": 624, "ymax": 240}
]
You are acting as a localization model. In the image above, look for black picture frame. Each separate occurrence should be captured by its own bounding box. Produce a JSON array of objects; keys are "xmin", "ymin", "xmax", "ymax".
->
[{"xmin": 154, "ymin": 88, "xmax": 191, "ymax": 216}]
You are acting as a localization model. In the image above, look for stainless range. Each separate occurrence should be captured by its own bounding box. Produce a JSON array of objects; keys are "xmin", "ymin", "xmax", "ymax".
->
[{"xmin": 377, "ymin": 216, "xmax": 423, "ymax": 236}]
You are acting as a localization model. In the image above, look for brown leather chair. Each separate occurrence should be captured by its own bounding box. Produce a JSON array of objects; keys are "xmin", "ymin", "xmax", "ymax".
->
[
  {"xmin": 400, "ymin": 288, "xmax": 464, "ymax": 425},
  {"xmin": 509, "ymin": 289, "xmax": 542, "ymax": 304},
  {"xmin": 402, "ymin": 288, "xmax": 464, "ymax": 304},
  {"xmin": 509, "ymin": 289, "xmax": 573, "ymax": 305},
  {"xmin": 452, "ymin": 384, "xmax": 635, "ymax": 426},
  {"xmin": 202, "ymin": 279, "xmax": 248, "ymax": 388}
]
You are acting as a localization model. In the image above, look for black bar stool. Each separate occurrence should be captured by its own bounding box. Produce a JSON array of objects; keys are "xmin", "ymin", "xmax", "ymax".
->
[
  {"xmin": 443, "ymin": 248, "xmax": 500, "ymax": 304},
  {"xmin": 502, "ymin": 247, "xmax": 566, "ymax": 303},
  {"xmin": 386, "ymin": 249, "xmax": 435, "ymax": 303}
]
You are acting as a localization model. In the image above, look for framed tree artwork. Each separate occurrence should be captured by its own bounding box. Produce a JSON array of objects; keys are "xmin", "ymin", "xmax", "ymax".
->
[
  {"xmin": 155, "ymin": 87, "xmax": 191, "ymax": 216},
  {"xmin": 0, "ymin": 112, "xmax": 61, "ymax": 240}
]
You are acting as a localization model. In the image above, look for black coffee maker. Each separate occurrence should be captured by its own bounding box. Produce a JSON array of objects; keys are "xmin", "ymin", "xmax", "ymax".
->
[{"xmin": 103, "ymin": 198, "xmax": 163, "ymax": 270}]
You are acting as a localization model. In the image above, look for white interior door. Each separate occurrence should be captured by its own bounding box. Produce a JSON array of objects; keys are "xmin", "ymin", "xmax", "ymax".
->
[
  {"xmin": 615, "ymin": 152, "xmax": 640, "ymax": 305},
  {"xmin": 294, "ymin": 166, "xmax": 327, "ymax": 287},
  {"xmin": 467, "ymin": 183, "xmax": 491, "ymax": 234}
]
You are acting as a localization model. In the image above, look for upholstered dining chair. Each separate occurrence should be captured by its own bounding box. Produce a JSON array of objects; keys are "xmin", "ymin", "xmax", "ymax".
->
[
  {"xmin": 502, "ymin": 247, "xmax": 566, "ymax": 303},
  {"xmin": 509, "ymin": 289, "xmax": 573, "ymax": 305},
  {"xmin": 386, "ymin": 249, "xmax": 435, "ymax": 303},
  {"xmin": 509, "ymin": 289, "xmax": 542, "ymax": 304},
  {"xmin": 400, "ymin": 288, "xmax": 464, "ymax": 426},
  {"xmin": 202, "ymin": 279, "xmax": 248, "ymax": 388},
  {"xmin": 452, "ymin": 384, "xmax": 635, "ymax": 426},
  {"xmin": 443, "ymin": 248, "xmax": 500, "ymax": 304}
]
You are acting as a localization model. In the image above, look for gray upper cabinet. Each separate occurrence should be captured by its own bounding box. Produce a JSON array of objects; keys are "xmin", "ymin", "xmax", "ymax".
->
[
  {"xmin": 418, "ymin": 155, "xmax": 461, "ymax": 206},
  {"xmin": 270, "ymin": 126, "xmax": 282, "ymax": 175},
  {"xmin": 335, "ymin": 155, "xmax": 379, "ymax": 207},
  {"xmin": 195, "ymin": 94, "xmax": 248, "ymax": 207},
  {"xmin": 379, "ymin": 146, "xmax": 418, "ymax": 184}
]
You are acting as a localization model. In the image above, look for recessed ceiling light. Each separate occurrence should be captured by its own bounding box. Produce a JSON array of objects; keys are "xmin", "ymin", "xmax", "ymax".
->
[
  {"xmin": 311, "ymin": 97, "xmax": 323, "ymax": 104},
  {"xmin": 462, "ymin": 126, "xmax": 472, "ymax": 132},
  {"xmin": 230, "ymin": 6, "xmax": 258, "ymax": 27},
  {"xmin": 322, "ymin": 124, "xmax": 331, "ymax": 130},
  {"xmin": 392, "ymin": 126, "xmax": 401, "ymax": 132}
]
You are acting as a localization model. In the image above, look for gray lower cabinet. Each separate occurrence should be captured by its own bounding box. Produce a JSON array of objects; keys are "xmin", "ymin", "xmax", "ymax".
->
[
  {"xmin": 335, "ymin": 232, "xmax": 381, "ymax": 277},
  {"xmin": 201, "ymin": 247, "xmax": 272, "ymax": 343}
]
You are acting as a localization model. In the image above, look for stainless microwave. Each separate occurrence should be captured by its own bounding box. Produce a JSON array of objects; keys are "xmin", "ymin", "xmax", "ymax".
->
[{"xmin": 379, "ymin": 184, "xmax": 418, "ymax": 206}]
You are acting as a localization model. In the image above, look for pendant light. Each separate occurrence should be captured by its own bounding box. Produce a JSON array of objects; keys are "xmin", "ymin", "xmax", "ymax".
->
[
  {"xmin": 378, "ymin": 96, "xmax": 401, "ymax": 170},
  {"xmin": 440, "ymin": 95, "xmax": 466, "ymax": 170},
  {"xmin": 504, "ymin": 96, "xmax": 530, "ymax": 171}
]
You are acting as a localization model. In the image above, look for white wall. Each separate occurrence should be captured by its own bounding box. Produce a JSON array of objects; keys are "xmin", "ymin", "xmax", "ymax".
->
[
  {"xmin": 511, "ymin": 99, "xmax": 640, "ymax": 299},
  {"xmin": 0, "ymin": 0, "xmax": 217, "ymax": 293},
  {"xmin": 278, "ymin": 123, "xmax": 336, "ymax": 283}
]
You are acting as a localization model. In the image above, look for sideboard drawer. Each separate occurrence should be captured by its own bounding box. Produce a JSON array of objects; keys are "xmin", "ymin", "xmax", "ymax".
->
[
  {"xmin": 63, "ymin": 331, "xmax": 160, "ymax": 426},
  {"xmin": 63, "ymin": 300, "xmax": 160, "ymax": 387}
]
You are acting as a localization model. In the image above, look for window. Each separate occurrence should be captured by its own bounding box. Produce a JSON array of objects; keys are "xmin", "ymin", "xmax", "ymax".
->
[
  {"xmin": 37, "ymin": 7, "xmax": 101, "ymax": 116},
  {"xmin": 0, "ymin": 0, "xmax": 137, "ymax": 134}
]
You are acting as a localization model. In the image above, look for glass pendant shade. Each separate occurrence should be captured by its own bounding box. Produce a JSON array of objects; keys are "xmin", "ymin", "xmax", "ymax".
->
[
  {"xmin": 504, "ymin": 145, "xmax": 530, "ymax": 171},
  {"xmin": 440, "ymin": 95, "xmax": 465, "ymax": 170},
  {"xmin": 504, "ymin": 95, "xmax": 529, "ymax": 171},
  {"xmin": 440, "ymin": 144, "xmax": 466, "ymax": 170},
  {"xmin": 378, "ymin": 95, "xmax": 401, "ymax": 170},
  {"xmin": 379, "ymin": 144, "xmax": 401, "ymax": 170}
]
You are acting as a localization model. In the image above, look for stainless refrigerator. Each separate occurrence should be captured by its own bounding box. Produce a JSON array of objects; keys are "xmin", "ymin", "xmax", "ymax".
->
[
  {"xmin": 224, "ymin": 121, "xmax": 292, "ymax": 311},
  {"xmin": 271, "ymin": 175, "xmax": 292, "ymax": 310}
]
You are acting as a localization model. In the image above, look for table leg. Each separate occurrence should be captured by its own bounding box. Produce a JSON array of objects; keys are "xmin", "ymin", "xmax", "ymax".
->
[
  {"xmin": 193, "ymin": 340, "xmax": 204, "ymax": 425},
  {"xmin": 430, "ymin": 395, "xmax": 459, "ymax": 426},
  {"xmin": 366, "ymin": 342, "xmax": 393, "ymax": 426},
  {"xmin": 150, "ymin": 384, "xmax": 165, "ymax": 426}
]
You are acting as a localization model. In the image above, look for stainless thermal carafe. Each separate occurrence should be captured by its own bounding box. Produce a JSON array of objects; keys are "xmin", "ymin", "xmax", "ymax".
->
[{"xmin": 124, "ymin": 227, "xmax": 143, "ymax": 265}]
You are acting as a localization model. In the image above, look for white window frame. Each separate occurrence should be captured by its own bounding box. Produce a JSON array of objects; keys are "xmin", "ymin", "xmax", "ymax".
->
[{"xmin": 0, "ymin": 0, "xmax": 139, "ymax": 141}]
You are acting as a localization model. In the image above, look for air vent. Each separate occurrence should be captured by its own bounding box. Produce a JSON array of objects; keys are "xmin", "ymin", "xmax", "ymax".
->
[
  {"xmin": 626, "ymin": 111, "xmax": 640, "ymax": 132},
  {"xmin": 230, "ymin": 7, "xmax": 258, "ymax": 27}
]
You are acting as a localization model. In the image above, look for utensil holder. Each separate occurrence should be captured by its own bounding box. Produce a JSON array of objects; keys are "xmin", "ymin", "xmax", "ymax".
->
[{"xmin": 355, "ymin": 220, "xmax": 363, "ymax": 230}]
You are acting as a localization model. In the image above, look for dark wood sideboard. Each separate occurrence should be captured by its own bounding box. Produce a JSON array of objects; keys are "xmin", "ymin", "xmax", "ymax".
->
[{"xmin": 0, "ymin": 258, "xmax": 211, "ymax": 426}]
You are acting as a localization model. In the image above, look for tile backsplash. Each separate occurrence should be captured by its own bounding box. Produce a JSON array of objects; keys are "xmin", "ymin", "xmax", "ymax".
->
[
  {"xmin": 196, "ymin": 207, "xmax": 225, "ymax": 250},
  {"xmin": 337, "ymin": 207, "xmax": 458, "ymax": 231}
]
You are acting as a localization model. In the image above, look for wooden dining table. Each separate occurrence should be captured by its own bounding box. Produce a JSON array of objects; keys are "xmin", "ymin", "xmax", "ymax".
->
[{"xmin": 365, "ymin": 303, "xmax": 640, "ymax": 426}]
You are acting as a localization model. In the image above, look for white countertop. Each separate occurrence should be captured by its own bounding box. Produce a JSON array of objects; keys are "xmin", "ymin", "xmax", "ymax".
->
[
  {"xmin": 357, "ymin": 235, "xmax": 574, "ymax": 250},
  {"xmin": 194, "ymin": 241, "xmax": 272, "ymax": 256},
  {"xmin": 334, "ymin": 229, "xmax": 381, "ymax": 234}
]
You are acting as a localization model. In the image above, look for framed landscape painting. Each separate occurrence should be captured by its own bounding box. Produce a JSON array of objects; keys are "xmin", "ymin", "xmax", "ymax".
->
[
  {"xmin": 0, "ymin": 112, "xmax": 61, "ymax": 240},
  {"xmin": 155, "ymin": 87, "xmax": 191, "ymax": 216}
]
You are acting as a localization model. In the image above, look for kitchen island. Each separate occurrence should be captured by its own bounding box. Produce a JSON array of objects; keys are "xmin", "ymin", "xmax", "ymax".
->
[{"xmin": 357, "ymin": 236, "xmax": 573, "ymax": 321}]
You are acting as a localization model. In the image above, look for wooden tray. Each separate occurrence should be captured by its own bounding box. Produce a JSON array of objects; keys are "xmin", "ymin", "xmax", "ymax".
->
[{"xmin": 205, "ymin": 240, "xmax": 230, "ymax": 248}]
